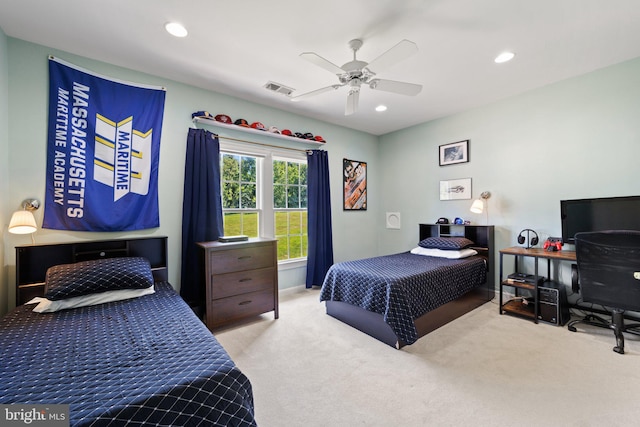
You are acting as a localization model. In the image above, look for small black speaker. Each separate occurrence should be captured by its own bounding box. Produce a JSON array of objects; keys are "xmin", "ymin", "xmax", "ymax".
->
[{"xmin": 538, "ymin": 281, "xmax": 570, "ymax": 326}]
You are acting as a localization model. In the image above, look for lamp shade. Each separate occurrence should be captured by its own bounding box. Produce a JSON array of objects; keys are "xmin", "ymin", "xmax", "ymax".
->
[
  {"xmin": 470, "ymin": 199, "xmax": 484, "ymax": 214},
  {"xmin": 8, "ymin": 210, "xmax": 37, "ymax": 234}
]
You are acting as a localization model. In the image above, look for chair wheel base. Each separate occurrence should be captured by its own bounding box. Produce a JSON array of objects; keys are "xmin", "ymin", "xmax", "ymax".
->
[{"xmin": 567, "ymin": 313, "xmax": 630, "ymax": 354}]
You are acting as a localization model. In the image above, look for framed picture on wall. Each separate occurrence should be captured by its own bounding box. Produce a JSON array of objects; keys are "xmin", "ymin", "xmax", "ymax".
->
[
  {"xmin": 439, "ymin": 140, "xmax": 469, "ymax": 166},
  {"xmin": 343, "ymin": 158, "xmax": 367, "ymax": 210},
  {"xmin": 439, "ymin": 178, "xmax": 472, "ymax": 200}
]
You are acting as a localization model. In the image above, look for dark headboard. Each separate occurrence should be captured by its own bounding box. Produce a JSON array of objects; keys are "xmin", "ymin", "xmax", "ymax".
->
[
  {"xmin": 419, "ymin": 223, "xmax": 494, "ymax": 248},
  {"xmin": 15, "ymin": 236, "xmax": 168, "ymax": 306},
  {"xmin": 419, "ymin": 223, "xmax": 495, "ymax": 291}
]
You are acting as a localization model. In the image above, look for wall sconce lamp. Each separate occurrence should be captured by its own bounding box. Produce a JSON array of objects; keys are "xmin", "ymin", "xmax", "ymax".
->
[
  {"xmin": 9, "ymin": 199, "xmax": 40, "ymax": 239},
  {"xmin": 470, "ymin": 191, "xmax": 491, "ymax": 224}
]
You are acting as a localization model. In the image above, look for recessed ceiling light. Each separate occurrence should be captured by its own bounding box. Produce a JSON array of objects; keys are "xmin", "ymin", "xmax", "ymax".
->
[
  {"xmin": 375, "ymin": 105, "xmax": 388, "ymax": 112},
  {"xmin": 495, "ymin": 51, "xmax": 515, "ymax": 63},
  {"xmin": 165, "ymin": 22, "xmax": 188, "ymax": 38}
]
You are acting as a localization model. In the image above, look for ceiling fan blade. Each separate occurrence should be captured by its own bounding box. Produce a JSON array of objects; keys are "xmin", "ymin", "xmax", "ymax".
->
[
  {"xmin": 369, "ymin": 78, "xmax": 422, "ymax": 96},
  {"xmin": 366, "ymin": 39, "xmax": 418, "ymax": 73},
  {"xmin": 300, "ymin": 52, "xmax": 345, "ymax": 75},
  {"xmin": 290, "ymin": 84, "xmax": 342, "ymax": 102},
  {"xmin": 345, "ymin": 90, "xmax": 360, "ymax": 116}
]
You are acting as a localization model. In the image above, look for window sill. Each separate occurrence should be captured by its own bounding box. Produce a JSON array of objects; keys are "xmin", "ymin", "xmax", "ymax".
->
[{"xmin": 278, "ymin": 258, "xmax": 307, "ymax": 270}]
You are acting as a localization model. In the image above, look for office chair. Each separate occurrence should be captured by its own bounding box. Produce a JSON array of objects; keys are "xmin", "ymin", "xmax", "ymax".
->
[{"xmin": 567, "ymin": 230, "xmax": 640, "ymax": 354}]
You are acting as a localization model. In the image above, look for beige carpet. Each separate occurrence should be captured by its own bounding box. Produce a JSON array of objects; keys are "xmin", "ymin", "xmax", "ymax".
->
[{"xmin": 214, "ymin": 288, "xmax": 640, "ymax": 427}]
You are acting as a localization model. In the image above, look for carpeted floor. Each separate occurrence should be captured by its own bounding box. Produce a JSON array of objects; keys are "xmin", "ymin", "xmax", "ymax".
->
[{"xmin": 214, "ymin": 287, "xmax": 640, "ymax": 427}]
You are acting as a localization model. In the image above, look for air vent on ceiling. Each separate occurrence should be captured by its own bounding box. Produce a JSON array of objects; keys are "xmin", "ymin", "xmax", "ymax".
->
[{"xmin": 264, "ymin": 81, "xmax": 295, "ymax": 96}]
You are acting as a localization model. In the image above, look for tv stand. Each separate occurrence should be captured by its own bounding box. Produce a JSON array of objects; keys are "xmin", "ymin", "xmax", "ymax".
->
[
  {"xmin": 499, "ymin": 247, "xmax": 575, "ymax": 324},
  {"xmin": 500, "ymin": 246, "xmax": 640, "ymax": 329}
]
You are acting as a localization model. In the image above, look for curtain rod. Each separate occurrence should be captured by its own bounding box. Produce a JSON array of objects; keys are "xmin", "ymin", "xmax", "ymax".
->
[{"xmin": 213, "ymin": 133, "xmax": 314, "ymax": 154}]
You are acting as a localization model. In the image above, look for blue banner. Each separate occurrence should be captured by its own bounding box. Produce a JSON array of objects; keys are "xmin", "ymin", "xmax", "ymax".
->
[{"xmin": 43, "ymin": 57, "xmax": 165, "ymax": 231}]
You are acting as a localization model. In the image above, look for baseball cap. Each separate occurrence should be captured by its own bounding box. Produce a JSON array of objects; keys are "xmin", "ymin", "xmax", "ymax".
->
[
  {"xmin": 191, "ymin": 111, "xmax": 214, "ymax": 120},
  {"xmin": 281, "ymin": 129, "xmax": 293, "ymax": 136},
  {"xmin": 294, "ymin": 132, "xmax": 305, "ymax": 139},
  {"xmin": 267, "ymin": 126, "xmax": 281, "ymax": 134},
  {"xmin": 303, "ymin": 132, "xmax": 314, "ymax": 139},
  {"xmin": 215, "ymin": 114, "xmax": 233, "ymax": 124},
  {"xmin": 250, "ymin": 122, "xmax": 266, "ymax": 131},
  {"xmin": 234, "ymin": 118, "xmax": 250, "ymax": 127},
  {"xmin": 314, "ymin": 135, "xmax": 326, "ymax": 143}
]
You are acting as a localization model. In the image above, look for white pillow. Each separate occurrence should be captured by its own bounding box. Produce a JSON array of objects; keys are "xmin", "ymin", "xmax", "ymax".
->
[
  {"xmin": 410, "ymin": 246, "xmax": 478, "ymax": 259},
  {"xmin": 28, "ymin": 285, "xmax": 155, "ymax": 313}
]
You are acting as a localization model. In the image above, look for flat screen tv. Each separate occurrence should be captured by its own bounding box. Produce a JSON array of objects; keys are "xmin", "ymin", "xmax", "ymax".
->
[{"xmin": 560, "ymin": 195, "xmax": 640, "ymax": 244}]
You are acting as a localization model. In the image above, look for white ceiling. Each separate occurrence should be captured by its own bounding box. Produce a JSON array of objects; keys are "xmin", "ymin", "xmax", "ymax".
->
[{"xmin": 2, "ymin": 0, "xmax": 640, "ymax": 135}]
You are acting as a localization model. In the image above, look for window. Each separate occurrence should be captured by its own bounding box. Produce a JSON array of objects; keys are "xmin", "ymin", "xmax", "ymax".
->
[
  {"xmin": 273, "ymin": 159, "xmax": 307, "ymax": 261},
  {"xmin": 221, "ymin": 153, "xmax": 259, "ymax": 237},
  {"xmin": 220, "ymin": 145, "xmax": 307, "ymax": 264}
]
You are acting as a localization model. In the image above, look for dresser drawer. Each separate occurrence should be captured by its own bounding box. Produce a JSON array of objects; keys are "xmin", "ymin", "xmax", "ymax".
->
[
  {"xmin": 209, "ymin": 244, "xmax": 274, "ymax": 274},
  {"xmin": 208, "ymin": 288, "xmax": 275, "ymax": 327},
  {"xmin": 210, "ymin": 267, "xmax": 274, "ymax": 300}
]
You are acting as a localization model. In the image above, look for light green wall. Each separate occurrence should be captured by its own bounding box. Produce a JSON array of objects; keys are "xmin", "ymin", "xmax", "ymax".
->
[
  {"xmin": 1, "ymin": 38, "xmax": 379, "ymax": 314},
  {"xmin": 379, "ymin": 56, "xmax": 640, "ymax": 287},
  {"xmin": 4, "ymin": 35, "xmax": 640, "ymax": 314},
  {"xmin": 0, "ymin": 28, "xmax": 9, "ymax": 313}
]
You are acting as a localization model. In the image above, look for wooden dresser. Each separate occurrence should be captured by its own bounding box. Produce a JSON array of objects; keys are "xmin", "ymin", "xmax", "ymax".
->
[{"xmin": 198, "ymin": 238, "xmax": 279, "ymax": 330}]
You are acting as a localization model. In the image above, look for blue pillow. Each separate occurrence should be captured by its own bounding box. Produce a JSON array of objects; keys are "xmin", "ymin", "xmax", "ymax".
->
[
  {"xmin": 418, "ymin": 236, "xmax": 474, "ymax": 250},
  {"xmin": 45, "ymin": 257, "xmax": 154, "ymax": 301}
]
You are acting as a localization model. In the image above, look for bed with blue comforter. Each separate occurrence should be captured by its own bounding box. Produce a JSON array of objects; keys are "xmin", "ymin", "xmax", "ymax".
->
[
  {"xmin": 320, "ymin": 252, "xmax": 487, "ymax": 345},
  {"xmin": 320, "ymin": 224, "xmax": 495, "ymax": 348},
  {"xmin": 1, "ymin": 237, "xmax": 256, "ymax": 426}
]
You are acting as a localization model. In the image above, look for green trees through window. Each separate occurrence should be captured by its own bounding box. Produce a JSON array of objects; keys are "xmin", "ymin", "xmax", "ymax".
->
[
  {"xmin": 273, "ymin": 159, "xmax": 308, "ymax": 260},
  {"xmin": 221, "ymin": 153, "xmax": 307, "ymax": 261},
  {"xmin": 221, "ymin": 153, "xmax": 258, "ymax": 237}
]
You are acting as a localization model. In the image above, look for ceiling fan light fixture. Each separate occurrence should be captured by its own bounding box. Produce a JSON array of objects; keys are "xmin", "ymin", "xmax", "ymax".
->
[
  {"xmin": 165, "ymin": 22, "xmax": 188, "ymax": 38},
  {"xmin": 375, "ymin": 105, "xmax": 387, "ymax": 112},
  {"xmin": 494, "ymin": 51, "xmax": 515, "ymax": 63},
  {"xmin": 296, "ymin": 38, "xmax": 421, "ymax": 115}
]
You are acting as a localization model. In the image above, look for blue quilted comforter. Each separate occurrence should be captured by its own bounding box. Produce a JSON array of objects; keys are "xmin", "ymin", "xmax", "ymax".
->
[
  {"xmin": 320, "ymin": 252, "xmax": 487, "ymax": 344},
  {"xmin": 0, "ymin": 282, "xmax": 256, "ymax": 427}
]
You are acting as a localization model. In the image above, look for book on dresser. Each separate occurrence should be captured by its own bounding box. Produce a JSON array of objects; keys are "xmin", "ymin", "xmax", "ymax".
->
[
  {"xmin": 218, "ymin": 235, "xmax": 249, "ymax": 243},
  {"xmin": 198, "ymin": 238, "xmax": 279, "ymax": 330}
]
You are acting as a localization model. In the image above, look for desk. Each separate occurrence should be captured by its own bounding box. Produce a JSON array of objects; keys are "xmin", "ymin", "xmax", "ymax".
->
[{"xmin": 499, "ymin": 247, "xmax": 576, "ymax": 323}]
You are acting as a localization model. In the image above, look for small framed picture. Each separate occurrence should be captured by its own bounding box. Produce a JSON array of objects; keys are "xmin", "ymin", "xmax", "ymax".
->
[
  {"xmin": 439, "ymin": 140, "xmax": 469, "ymax": 166},
  {"xmin": 439, "ymin": 178, "xmax": 472, "ymax": 200}
]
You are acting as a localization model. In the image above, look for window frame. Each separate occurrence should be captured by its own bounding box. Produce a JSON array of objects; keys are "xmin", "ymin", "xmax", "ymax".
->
[
  {"xmin": 273, "ymin": 157, "xmax": 308, "ymax": 262},
  {"xmin": 220, "ymin": 152, "xmax": 261, "ymax": 237},
  {"xmin": 219, "ymin": 140, "xmax": 307, "ymax": 268}
]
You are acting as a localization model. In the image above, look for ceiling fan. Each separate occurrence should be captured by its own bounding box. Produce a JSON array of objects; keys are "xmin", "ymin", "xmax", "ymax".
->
[{"xmin": 291, "ymin": 39, "xmax": 423, "ymax": 115}]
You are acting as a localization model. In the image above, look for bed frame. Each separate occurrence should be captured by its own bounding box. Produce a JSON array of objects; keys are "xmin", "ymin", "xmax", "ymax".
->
[
  {"xmin": 15, "ymin": 236, "xmax": 168, "ymax": 306},
  {"xmin": 325, "ymin": 224, "xmax": 495, "ymax": 348},
  {"xmin": 8, "ymin": 236, "xmax": 259, "ymax": 426}
]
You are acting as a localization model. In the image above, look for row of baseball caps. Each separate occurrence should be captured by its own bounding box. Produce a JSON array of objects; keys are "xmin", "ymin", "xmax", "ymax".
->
[{"xmin": 192, "ymin": 111, "xmax": 326, "ymax": 143}]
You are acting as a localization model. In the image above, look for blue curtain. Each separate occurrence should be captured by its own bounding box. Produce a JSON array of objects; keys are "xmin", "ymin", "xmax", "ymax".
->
[
  {"xmin": 306, "ymin": 149, "xmax": 334, "ymax": 288},
  {"xmin": 180, "ymin": 128, "xmax": 223, "ymax": 311}
]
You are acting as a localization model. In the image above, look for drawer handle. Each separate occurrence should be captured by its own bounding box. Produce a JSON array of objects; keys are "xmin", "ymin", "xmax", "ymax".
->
[
  {"xmin": 238, "ymin": 256, "xmax": 252, "ymax": 260},
  {"xmin": 239, "ymin": 278, "xmax": 252, "ymax": 283},
  {"xmin": 239, "ymin": 300, "xmax": 252, "ymax": 306}
]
